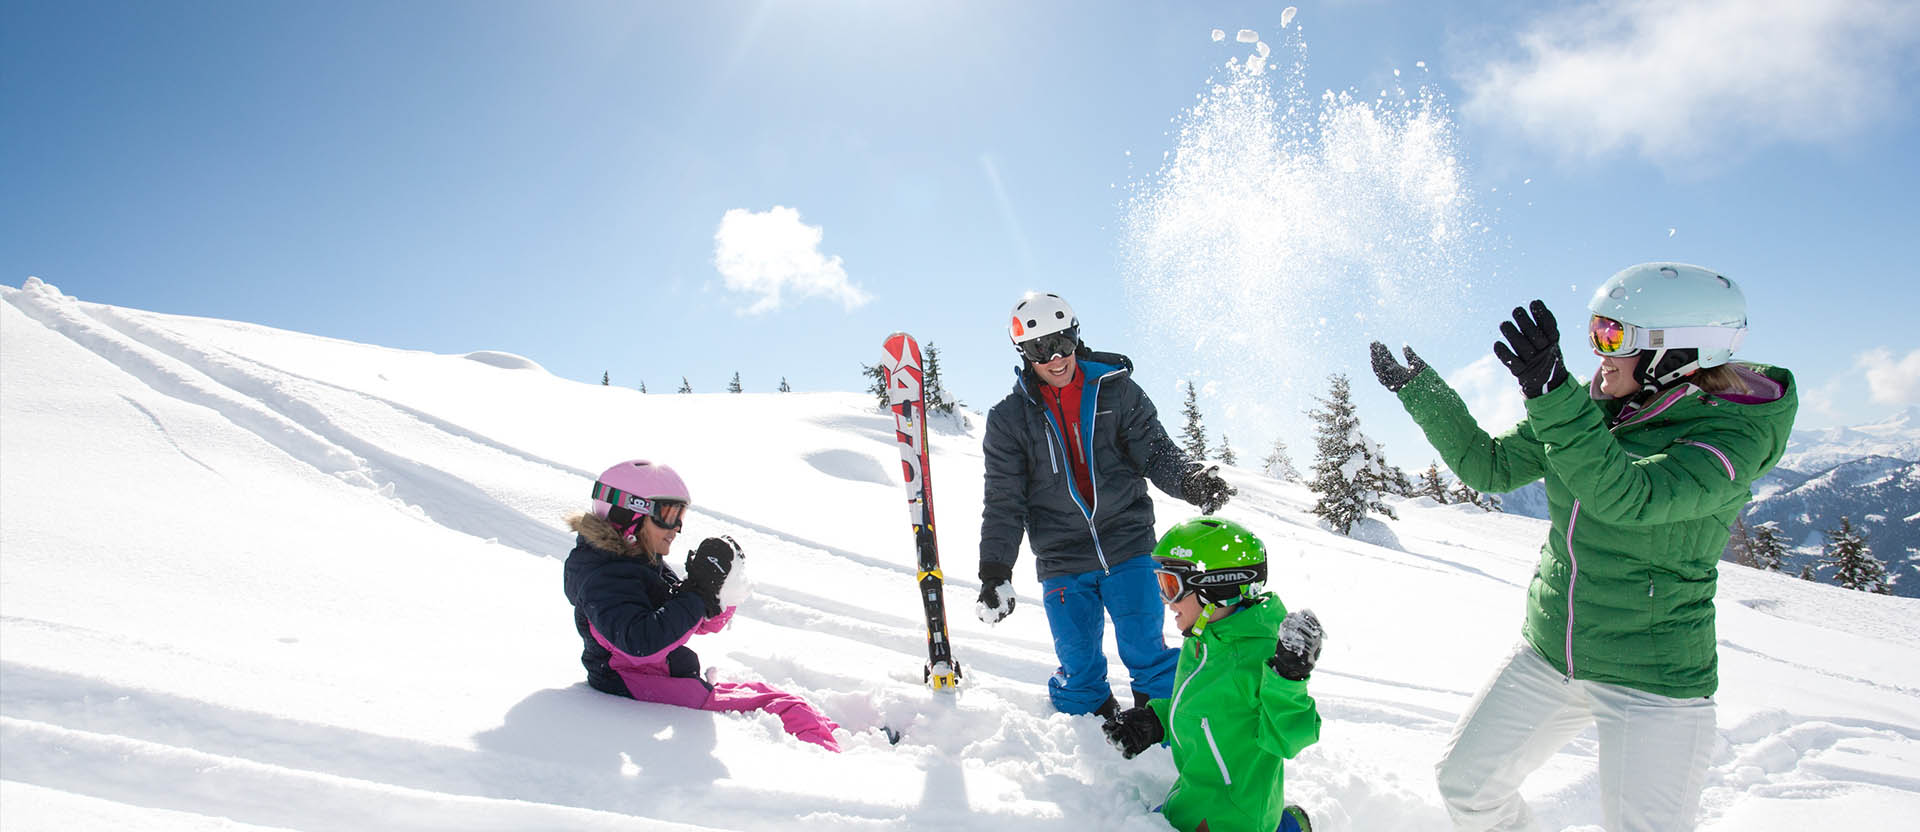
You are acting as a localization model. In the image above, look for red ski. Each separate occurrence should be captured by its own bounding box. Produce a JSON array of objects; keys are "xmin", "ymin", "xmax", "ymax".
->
[{"xmin": 881, "ymin": 331, "xmax": 962, "ymax": 691}]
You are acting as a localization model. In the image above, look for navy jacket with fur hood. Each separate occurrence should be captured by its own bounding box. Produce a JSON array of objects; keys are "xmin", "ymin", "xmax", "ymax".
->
[
  {"xmin": 561, "ymin": 514, "xmax": 709, "ymax": 696},
  {"xmin": 979, "ymin": 350, "xmax": 1192, "ymax": 582}
]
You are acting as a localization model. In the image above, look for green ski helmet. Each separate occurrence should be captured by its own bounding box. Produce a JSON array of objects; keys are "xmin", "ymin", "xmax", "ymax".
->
[{"xmin": 1151, "ymin": 516, "xmax": 1269, "ymax": 607}]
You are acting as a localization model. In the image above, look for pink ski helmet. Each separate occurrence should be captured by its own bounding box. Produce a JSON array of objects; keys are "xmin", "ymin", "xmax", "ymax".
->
[{"xmin": 591, "ymin": 460, "xmax": 691, "ymax": 537}]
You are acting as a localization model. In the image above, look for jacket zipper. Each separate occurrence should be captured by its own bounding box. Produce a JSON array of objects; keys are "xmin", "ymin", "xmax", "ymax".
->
[
  {"xmin": 1564, "ymin": 499, "xmax": 1581, "ymax": 679},
  {"xmin": 1168, "ymin": 641, "xmax": 1208, "ymax": 746},
  {"xmin": 1560, "ymin": 384, "xmax": 1695, "ymax": 681},
  {"xmin": 1201, "ymin": 717, "xmax": 1233, "ymax": 785},
  {"xmin": 1037, "ymin": 367, "xmax": 1123, "ymax": 574}
]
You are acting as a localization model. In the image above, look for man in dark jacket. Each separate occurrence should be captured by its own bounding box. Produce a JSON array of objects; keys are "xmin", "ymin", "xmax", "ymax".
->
[{"xmin": 977, "ymin": 292, "xmax": 1234, "ymax": 717}]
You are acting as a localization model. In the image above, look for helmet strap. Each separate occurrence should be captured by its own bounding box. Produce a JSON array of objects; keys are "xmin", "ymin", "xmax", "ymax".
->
[{"xmin": 1189, "ymin": 601, "xmax": 1220, "ymax": 637}]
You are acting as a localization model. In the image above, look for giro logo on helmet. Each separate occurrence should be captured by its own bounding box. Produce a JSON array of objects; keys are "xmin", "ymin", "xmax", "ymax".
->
[{"xmin": 1170, "ymin": 546, "xmax": 1194, "ymax": 559}]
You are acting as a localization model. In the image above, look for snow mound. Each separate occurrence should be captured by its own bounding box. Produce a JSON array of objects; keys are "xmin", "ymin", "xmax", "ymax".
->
[{"xmin": 462, "ymin": 350, "xmax": 547, "ymax": 372}]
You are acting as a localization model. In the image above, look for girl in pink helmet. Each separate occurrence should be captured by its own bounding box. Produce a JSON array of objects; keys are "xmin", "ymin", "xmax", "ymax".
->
[{"xmin": 562, "ymin": 459, "xmax": 840, "ymax": 751}]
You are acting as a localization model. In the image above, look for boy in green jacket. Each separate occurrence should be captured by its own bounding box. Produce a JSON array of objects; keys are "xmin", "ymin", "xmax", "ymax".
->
[{"xmin": 1103, "ymin": 516, "xmax": 1323, "ymax": 832}]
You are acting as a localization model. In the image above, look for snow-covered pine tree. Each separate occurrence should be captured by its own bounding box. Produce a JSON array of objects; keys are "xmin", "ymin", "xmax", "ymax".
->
[
  {"xmin": 728, "ymin": 372, "xmax": 743, "ymax": 393},
  {"xmin": 1449, "ymin": 480, "xmax": 1489, "ymax": 511},
  {"xmin": 639, "ymin": 381, "xmax": 647, "ymax": 394},
  {"xmin": 1384, "ymin": 462, "xmax": 1414, "ymax": 497},
  {"xmin": 1179, "ymin": 382, "xmax": 1210, "ymax": 461},
  {"xmin": 1418, "ymin": 462, "xmax": 1449, "ymax": 504},
  {"xmin": 678, "ymin": 377, "xmax": 693, "ymax": 394},
  {"xmin": 1306, "ymin": 373, "xmax": 1393, "ymax": 534},
  {"xmin": 1262, "ymin": 437, "xmax": 1300, "ymax": 481},
  {"xmin": 1350, "ymin": 434, "xmax": 1401, "ymax": 516},
  {"xmin": 1819, "ymin": 516, "xmax": 1892, "ymax": 594},
  {"xmin": 924, "ymin": 343, "xmax": 960, "ymax": 415},
  {"xmin": 601, "ymin": 371, "xmax": 609, "ymax": 386},
  {"xmin": 1797, "ymin": 562, "xmax": 1817, "ymax": 582},
  {"xmin": 778, "ymin": 377, "xmax": 791, "ymax": 393},
  {"xmin": 1749, "ymin": 520, "xmax": 1789, "ymax": 572},
  {"xmin": 1219, "ymin": 434, "xmax": 1237, "ymax": 466}
]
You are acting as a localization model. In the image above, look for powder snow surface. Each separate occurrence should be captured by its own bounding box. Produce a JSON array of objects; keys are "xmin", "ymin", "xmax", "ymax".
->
[{"xmin": 4, "ymin": 278, "xmax": 1917, "ymax": 830}]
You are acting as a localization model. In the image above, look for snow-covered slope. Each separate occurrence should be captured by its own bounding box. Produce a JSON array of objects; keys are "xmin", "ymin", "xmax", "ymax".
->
[{"xmin": 4, "ymin": 278, "xmax": 1918, "ymax": 831}]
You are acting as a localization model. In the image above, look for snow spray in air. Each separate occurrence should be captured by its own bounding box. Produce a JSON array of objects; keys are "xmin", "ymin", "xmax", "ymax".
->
[{"xmin": 1122, "ymin": 17, "xmax": 1487, "ymax": 445}]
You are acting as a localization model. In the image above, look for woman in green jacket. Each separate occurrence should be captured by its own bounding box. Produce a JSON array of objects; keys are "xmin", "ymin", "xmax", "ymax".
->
[
  {"xmin": 1103, "ymin": 516, "xmax": 1323, "ymax": 832},
  {"xmin": 1369, "ymin": 263, "xmax": 1796, "ymax": 831}
]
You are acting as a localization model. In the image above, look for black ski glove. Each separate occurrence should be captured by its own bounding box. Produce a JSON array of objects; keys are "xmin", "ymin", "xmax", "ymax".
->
[
  {"xmin": 1493, "ymin": 300, "xmax": 1570, "ymax": 399},
  {"xmin": 683, "ymin": 536, "xmax": 740, "ymax": 617},
  {"xmin": 1268, "ymin": 609, "xmax": 1324, "ymax": 681},
  {"xmin": 1102, "ymin": 706, "xmax": 1165, "ymax": 759},
  {"xmin": 1369, "ymin": 341, "xmax": 1429, "ymax": 393},
  {"xmin": 976, "ymin": 563, "xmax": 1016, "ymax": 624},
  {"xmin": 1180, "ymin": 463, "xmax": 1236, "ymax": 514}
]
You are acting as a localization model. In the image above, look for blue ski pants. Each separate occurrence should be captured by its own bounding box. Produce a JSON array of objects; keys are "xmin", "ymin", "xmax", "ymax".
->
[{"xmin": 1040, "ymin": 553, "xmax": 1178, "ymax": 714}]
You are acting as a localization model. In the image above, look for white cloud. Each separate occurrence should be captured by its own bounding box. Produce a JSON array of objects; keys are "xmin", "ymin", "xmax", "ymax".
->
[
  {"xmin": 1461, "ymin": 0, "xmax": 1920, "ymax": 166},
  {"xmin": 1859, "ymin": 347, "xmax": 1920, "ymax": 405},
  {"xmin": 1447, "ymin": 354, "xmax": 1528, "ymax": 434},
  {"xmin": 712, "ymin": 206, "xmax": 870, "ymax": 315}
]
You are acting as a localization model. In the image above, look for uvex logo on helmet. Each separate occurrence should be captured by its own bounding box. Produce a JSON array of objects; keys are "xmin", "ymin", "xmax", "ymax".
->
[{"xmin": 1190, "ymin": 568, "xmax": 1260, "ymax": 586}]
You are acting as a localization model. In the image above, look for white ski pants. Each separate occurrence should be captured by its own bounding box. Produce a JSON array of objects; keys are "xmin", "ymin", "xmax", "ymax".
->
[{"xmin": 1435, "ymin": 643, "xmax": 1716, "ymax": 832}]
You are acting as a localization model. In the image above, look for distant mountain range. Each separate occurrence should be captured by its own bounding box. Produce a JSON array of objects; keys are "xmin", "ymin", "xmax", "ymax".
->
[{"xmin": 1496, "ymin": 405, "xmax": 1920, "ymax": 597}]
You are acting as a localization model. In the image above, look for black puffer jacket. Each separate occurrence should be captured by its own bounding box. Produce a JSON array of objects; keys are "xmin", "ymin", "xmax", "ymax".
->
[
  {"xmin": 979, "ymin": 350, "xmax": 1192, "ymax": 582},
  {"xmin": 561, "ymin": 514, "xmax": 708, "ymax": 696}
]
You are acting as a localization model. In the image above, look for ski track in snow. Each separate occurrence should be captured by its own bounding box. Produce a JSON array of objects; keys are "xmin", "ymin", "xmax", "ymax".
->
[{"xmin": 6, "ymin": 281, "xmax": 1920, "ymax": 829}]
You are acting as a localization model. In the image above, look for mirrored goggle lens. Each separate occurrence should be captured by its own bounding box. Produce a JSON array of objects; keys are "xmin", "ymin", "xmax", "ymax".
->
[
  {"xmin": 1588, "ymin": 315, "xmax": 1636, "ymax": 356},
  {"xmin": 1017, "ymin": 331, "xmax": 1078, "ymax": 364},
  {"xmin": 1154, "ymin": 569, "xmax": 1188, "ymax": 603},
  {"xmin": 649, "ymin": 500, "xmax": 687, "ymax": 530}
]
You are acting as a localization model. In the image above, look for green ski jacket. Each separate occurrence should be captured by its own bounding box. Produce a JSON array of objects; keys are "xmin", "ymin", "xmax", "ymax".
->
[
  {"xmin": 1146, "ymin": 595, "xmax": 1321, "ymax": 832},
  {"xmin": 1396, "ymin": 364, "xmax": 1796, "ymax": 697}
]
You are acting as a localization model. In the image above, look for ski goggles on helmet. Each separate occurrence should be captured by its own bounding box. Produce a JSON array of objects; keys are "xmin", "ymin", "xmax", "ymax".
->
[
  {"xmin": 594, "ymin": 481, "xmax": 688, "ymax": 531},
  {"xmin": 1154, "ymin": 564, "xmax": 1197, "ymax": 603},
  {"xmin": 1015, "ymin": 326, "xmax": 1080, "ymax": 364},
  {"xmin": 1588, "ymin": 314, "xmax": 1747, "ymax": 358},
  {"xmin": 1153, "ymin": 556, "xmax": 1266, "ymax": 604}
]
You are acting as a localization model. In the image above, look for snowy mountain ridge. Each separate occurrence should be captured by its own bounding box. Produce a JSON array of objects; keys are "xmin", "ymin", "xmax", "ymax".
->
[{"xmin": 3, "ymin": 278, "xmax": 1918, "ymax": 830}]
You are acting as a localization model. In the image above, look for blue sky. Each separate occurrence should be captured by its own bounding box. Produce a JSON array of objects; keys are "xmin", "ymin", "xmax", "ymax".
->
[{"xmin": 6, "ymin": 0, "xmax": 1918, "ymax": 475}]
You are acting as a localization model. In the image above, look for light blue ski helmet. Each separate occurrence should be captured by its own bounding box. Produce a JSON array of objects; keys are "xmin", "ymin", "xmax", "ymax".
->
[{"xmin": 1588, "ymin": 262, "xmax": 1747, "ymax": 386}]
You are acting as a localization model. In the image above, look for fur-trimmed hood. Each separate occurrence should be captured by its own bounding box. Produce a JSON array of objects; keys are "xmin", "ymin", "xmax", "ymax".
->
[{"xmin": 567, "ymin": 512, "xmax": 658, "ymax": 563}]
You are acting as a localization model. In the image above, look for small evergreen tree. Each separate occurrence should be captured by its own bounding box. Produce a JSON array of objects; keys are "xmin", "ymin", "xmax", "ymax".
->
[
  {"xmin": 678, "ymin": 377, "xmax": 693, "ymax": 394},
  {"xmin": 601, "ymin": 371, "xmax": 609, "ymax": 386},
  {"xmin": 639, "ymin": 381, "xmax": 647, "ymax": 394},
  {"xmin": 1727, "ymin": 516, "xmax": 1758, "ymax": 568},
  {"xmin": 1262, "ymin": 437, "xmax": 1300, "ymax": 481},
  {"xmin": 1797, "ymin": 562, "xmax": 1817, "ymax": 582},
  {"xmin": 1819, "ymin": 516, "xmax": 1892, "ymax": 594},
  {"xmin": 778, "ymin": 377, "xmax": 791, "ymax": 393},
  {"xmin": 1749, "ymin": 521, "xmax": 1789, "ymax": 572},
  {"xmin": 1219, "ymin": 434, "xmax": 1237, "ymax": 466},
  {"xmin": 728, "ymin": 372, "xmax": 743, "ymax": 393},
  {"xmin": 924, "ymin": 343, "xmax": 961, "ymax": 415},
  {"xmin": 1384, "ymin": 462, "xmax": 1414, "ymax": 497},
  {"xmin": 861, "ymin": 363, "xmax": 888, "ymax": 409},
  {"xmin": 1179, "ymin": 381, "xmax": 1210, "ymax": 461},
  {"xmin": 1449, "ymin": 479, "xmax": 1487, "ymax": 510},
  {"xmin": 1418, "ymin": 462, "xmax": 1450, "ymax": 504},
  {"xmin": 1306, "ymin": 373, "xmax": 1393, "ymax": 534}
]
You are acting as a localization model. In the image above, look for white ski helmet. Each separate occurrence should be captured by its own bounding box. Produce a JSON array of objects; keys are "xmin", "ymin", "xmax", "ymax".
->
[
  {"xmin": 1587, "ymin": 262, "xmax": 1747, "ymax": 388},
  {"xmin": 1009, "ymin": 292, "xmax": 1081, "ymax": 362},
  {"xmin": 1009, "ymin": 292, "xmax": 1077, "ymax": 342}
]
